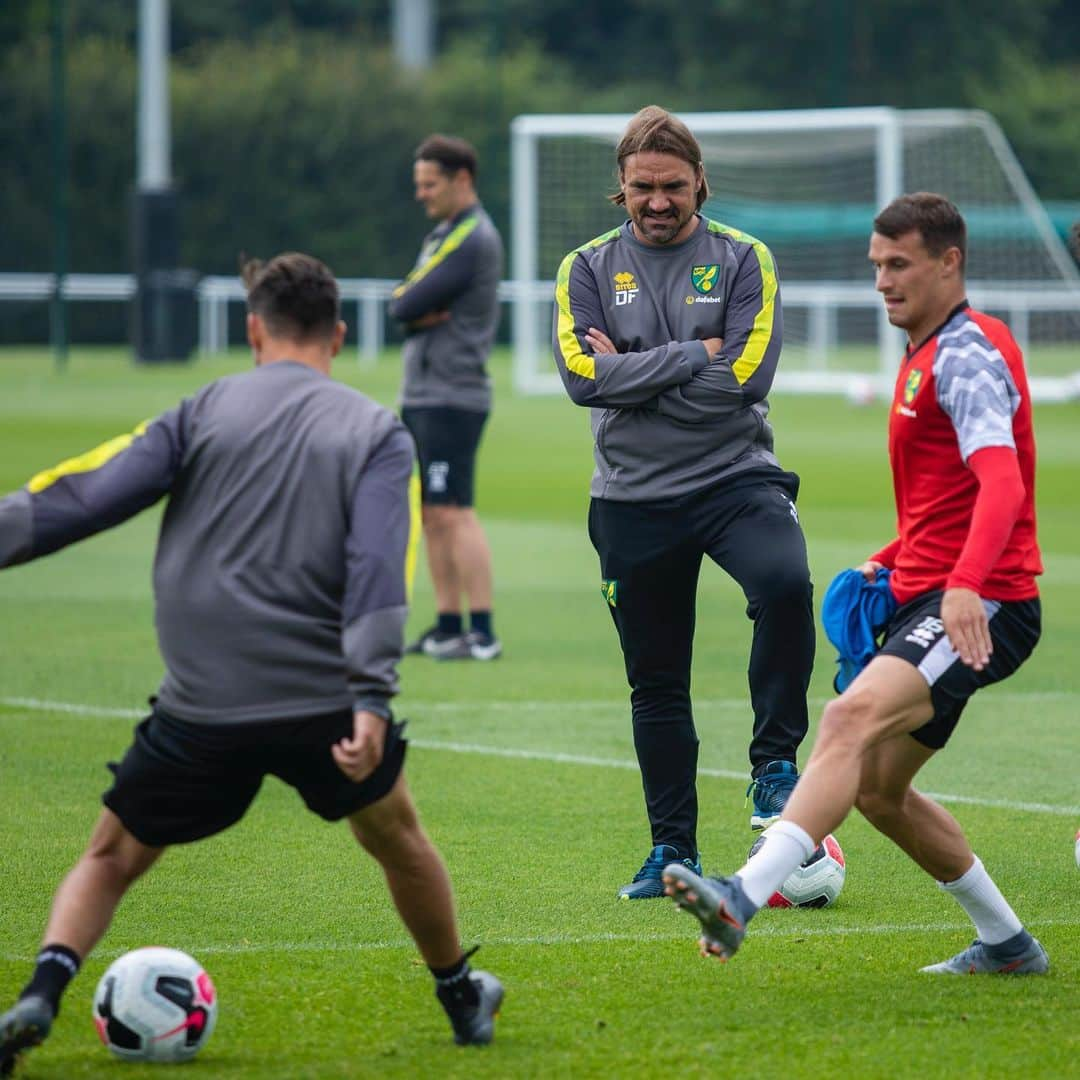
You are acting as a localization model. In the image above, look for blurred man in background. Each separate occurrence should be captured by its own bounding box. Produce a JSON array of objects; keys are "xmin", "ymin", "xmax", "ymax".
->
[{"xmin": 390, "ymin": 135, "xmax": 504, "ymax": 662}]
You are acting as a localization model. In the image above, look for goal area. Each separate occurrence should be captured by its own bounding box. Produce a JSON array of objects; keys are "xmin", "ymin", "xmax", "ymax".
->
[{"xmin": 510, "ymin": 107, "xmax": 1080, "ymax": 400}]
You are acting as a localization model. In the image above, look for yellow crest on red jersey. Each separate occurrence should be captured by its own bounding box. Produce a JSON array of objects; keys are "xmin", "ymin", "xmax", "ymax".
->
[{"xmin": 903, "ymin": 369, "xmax": 923, "ymax": 404}]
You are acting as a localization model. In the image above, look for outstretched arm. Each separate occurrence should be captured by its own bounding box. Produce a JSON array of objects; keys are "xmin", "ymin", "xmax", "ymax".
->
[{"xmin": 0, "ymin": 409, "xmax": 186, "ymax": 569}]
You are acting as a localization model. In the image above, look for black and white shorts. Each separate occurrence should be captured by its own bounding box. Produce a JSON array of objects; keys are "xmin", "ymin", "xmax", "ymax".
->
[
  {"xmin": 103, "ymin": 705, "xmax": 408, "ymax": 847},
  {"xmin": 877, "ymin": 591, "xmax": 1041, "ymax": 749},
  {"xmin": 400, "ymin": 406, "xmax": 488, "ymax": 507}
]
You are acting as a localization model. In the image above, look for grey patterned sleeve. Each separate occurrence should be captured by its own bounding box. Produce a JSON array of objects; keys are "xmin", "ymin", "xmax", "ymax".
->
[{"xmin": 934, "ymin": 327, "xmax": 1020, "ymax": 462}]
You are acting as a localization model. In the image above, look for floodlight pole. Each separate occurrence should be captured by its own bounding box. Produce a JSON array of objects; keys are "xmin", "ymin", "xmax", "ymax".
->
[
  {"xmin": 133, "ymin": 0, "xmax": 193, "ymax": 363},
  {"xmin": 138, "ymin": 0, "xmax": 171, "ymax": 192},
  {"xmin": 392, "ymin": 0, "xmax": 434, "ymax": 70},
  {"xmin": 50, "ymin": 0, "xmax": 69, "ymax": 370}
]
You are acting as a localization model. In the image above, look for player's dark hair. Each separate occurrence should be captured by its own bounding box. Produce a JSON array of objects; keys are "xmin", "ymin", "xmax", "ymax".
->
[
  {"xmin": 610, "ymin": 105, "xmax": 709, "ymax": 210},
  {"xmin": 873, "ymin": 192, "xmax": 967, "ymax": 266},
  {"xmin": 241, "ymin": 252, "xmax": 340, "ymax": 341},
  {"xmin": 415, "ymin": 134, "xmax": 478, "ymax": 180}
]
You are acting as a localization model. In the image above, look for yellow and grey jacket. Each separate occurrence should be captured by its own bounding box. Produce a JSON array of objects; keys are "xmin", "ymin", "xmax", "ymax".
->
[
  {"xmin": 0, "ymin": 362, "xmax": 418, "ymax": 724},
  {"xmin": 389, "ymin": 203, "xmax": 503, "ymax": 414},
  {"xmin": 553, "ymin": 215, "xmax": 784, "ymax": 501}
]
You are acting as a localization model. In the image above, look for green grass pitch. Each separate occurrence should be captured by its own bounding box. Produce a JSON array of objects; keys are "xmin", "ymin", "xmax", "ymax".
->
[{"xmin": 1, "ymin": 346, "xmax": 1078, "ymax": 1078}]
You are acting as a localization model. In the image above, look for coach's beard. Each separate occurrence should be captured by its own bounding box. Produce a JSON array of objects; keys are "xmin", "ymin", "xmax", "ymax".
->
[{"xmin": 640, "ymin": 211, "xmax": 681, "ymax": 243}]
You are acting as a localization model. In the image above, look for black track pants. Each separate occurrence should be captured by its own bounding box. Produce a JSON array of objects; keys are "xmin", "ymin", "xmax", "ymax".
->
[{"xmin": 588, "ymin": 469, "xmax": 815, "ymax": 858}]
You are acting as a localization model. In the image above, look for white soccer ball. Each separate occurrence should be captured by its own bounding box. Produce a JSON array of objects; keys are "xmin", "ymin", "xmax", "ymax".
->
[
  {"xmin": 93, "ymin": 947, "xmax": 217, "ymax": 1062},
  {"xmin": 749, "ymin": 832, "xmax": 846, "ymax": 908},
  {"xmin": 845, "ymin": 376, "xmax": 877, "ymax": 407},
  {"xmin": 1075, "ymin": 828, "xmax": 1079, "ymax": 869}
]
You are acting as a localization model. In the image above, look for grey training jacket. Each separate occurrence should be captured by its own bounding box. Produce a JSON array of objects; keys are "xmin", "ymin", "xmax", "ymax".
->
[
  {"xmin": 389, "ymin": 203, "xmax": 503, "ymax": 414},
  {"xmin": 552, "ymin": 216, "xmax": 784, "ymax": 502},
  {"xmin": 0, "ymin": 361, "xmax": 415, "ymax": 723}
]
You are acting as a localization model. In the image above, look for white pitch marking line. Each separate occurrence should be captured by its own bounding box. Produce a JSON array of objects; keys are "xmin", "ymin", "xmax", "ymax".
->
[
  {"xmin": 2, "ymin": 917, "xmax": 1077, "ymax": 964},
  {"xmin": 411, "ymin": 689, "xmax": 1076, "ymax": 712},
  {"xmin": 2, "ymin": 696, "xmax": 1078, "ymax": 817}
]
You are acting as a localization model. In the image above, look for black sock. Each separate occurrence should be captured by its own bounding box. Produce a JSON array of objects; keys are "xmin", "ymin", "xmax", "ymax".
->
[
  {"xmin": 430, "ymin": 955, "xmax": 479, "ymax": 1008},
  {"xmin": 437, "ymin": 613, "xmax": 463, "ymax": 636},
  {"xmin": 469, "ymin": 611, "xmax": 492, "ymax": 638},
  {"xmin": 728, "ymin": 878, "xmax": 760, "ymax": 927},
  {"xmin": 20, "ymin": 944, "xmax": 81, "ymax": 1015}
]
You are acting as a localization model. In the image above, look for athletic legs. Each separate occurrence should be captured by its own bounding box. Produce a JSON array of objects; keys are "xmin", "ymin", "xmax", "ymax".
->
[
  {"xmin": 39, "ymin": 809, "xmax": 164, "ymax": 959},
  {"xmin": 590, "ymin": 497, "xmax": 703, "ymax": 858},
  {"xmin": 698, "ymin": 478, "xmax": 814, "ymax": 771},
  {"xmin": 348, "ymin": 775, "xmax": 463, "ymax": 969},
  {"xmin": 855, "ymin": 731, "xmax": 974, "ymax": 882},
  {"xmin": 421, "ymin": 504, "xmax": 494, "ymax": 616}
]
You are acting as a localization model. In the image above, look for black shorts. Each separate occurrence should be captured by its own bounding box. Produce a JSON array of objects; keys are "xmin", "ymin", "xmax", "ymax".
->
[
  {"xmin": 102, "ymin": 706, "xmax": 408, "ymax": 847},
  {"xmin": 400, "ymin": 406, "xmax": 488, "ymax": 507},
  {"xmin": 877, "ymin": 591, "xmax": 1041, "ymax": 749}
]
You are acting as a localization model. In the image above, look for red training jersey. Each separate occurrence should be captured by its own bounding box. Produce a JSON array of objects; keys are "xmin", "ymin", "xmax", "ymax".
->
[{"xmin": 879, "ymin": 303, "xmax": 1042, "ymax": 604}]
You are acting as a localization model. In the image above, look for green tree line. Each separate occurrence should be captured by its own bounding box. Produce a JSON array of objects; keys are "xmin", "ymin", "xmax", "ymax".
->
[{"xmin": 1, "ymin": 2, "xmax": 1078, "ymax": 341}]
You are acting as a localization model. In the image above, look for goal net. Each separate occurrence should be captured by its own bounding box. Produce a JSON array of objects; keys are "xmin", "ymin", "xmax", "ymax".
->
[{"xmin": 510, "ymin": 107, "xmax": 1080, "ymax": 400}]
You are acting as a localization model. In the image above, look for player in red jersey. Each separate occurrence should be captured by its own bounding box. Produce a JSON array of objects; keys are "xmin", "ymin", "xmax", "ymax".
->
[{"xmin": 663, "ymin": 193, "xmax": 1049, "ymax": 975}]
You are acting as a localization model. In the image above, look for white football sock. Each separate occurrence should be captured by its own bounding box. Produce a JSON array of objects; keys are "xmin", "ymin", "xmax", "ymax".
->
[
  {"xmin": 735, "ymin": 820, "xmax": 817, "ymax": 909},
  {"xmin": 938, "ymin": 854, "xmax": 1023, "ymax": 945}
]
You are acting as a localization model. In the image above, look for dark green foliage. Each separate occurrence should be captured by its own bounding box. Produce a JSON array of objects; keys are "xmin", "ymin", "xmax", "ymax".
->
[{"xmin": 1, "ymin": 2, "xmax": 1079, "ymax": 344}]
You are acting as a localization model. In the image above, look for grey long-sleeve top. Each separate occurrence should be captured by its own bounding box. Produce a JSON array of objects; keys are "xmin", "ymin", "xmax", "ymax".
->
[
  {"xmin": 389, "ymin": 203, "xmax": 503, "ymax": 414},
  {"xmin": 0, "ymin": 361, "xmax": 416, "ymax": 723},
  {"xmin": 553, "ymin": 215, "xmax": 784, "ymax": 501}
]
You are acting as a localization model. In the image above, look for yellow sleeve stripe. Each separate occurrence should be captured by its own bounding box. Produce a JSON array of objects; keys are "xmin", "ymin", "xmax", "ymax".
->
[
  {"xmin": 706, "ymin": 220, "xmax": 778, "ymax": 385},
  {"xmin": 27, "ymin": 420, "xmax": 152, "ymax": 494},
  {"xmin": 554, "ymin": 227, "xmax": 621, "ymax": 382},
  {"xmin": 404, "ymin": 471, "xmax": 422, "ymax": 602},
  {"xmin": 391, "ymin": 216, "xmax": 479, "ymax": 299},
  {"xmin": 555, "ymin": 251, "xmax": 595, "ymax": 380}
]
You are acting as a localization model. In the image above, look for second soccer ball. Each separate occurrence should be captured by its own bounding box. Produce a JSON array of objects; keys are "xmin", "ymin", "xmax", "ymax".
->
[{"xmin": 748, "ymin": 832, "xmax": 846, "ymax": 908}]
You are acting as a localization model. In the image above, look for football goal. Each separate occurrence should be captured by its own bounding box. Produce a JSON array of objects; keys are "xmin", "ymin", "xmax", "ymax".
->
[{"xmin": 510, "ymin": 107, "xmax": 1080, "ymax": 400}]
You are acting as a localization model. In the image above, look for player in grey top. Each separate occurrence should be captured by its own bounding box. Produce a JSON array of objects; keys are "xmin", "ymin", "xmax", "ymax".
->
[
  {"xmin": 389, "ymin": 134, "xmax": 504, "ymax": 662},
  {"xmin": 553, "ymin": 107, "xmax": 815, "ymax": 898},
  {"xmin": 0, "ymin": 255, "xmax": 502, "ymax": 1074}
]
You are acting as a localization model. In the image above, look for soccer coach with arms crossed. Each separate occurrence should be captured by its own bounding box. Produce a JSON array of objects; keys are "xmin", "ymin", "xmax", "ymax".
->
[
  {"xmin": 553, "ymin": 106, "xmax": 815, "ymax": 899},
  {"xmin": 390, "ymin": 134, "xmax": 504, "ymax": 662}
]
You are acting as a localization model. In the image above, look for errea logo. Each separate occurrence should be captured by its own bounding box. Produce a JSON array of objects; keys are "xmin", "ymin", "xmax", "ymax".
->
[
  {"xmin": 613, "ymin": 271, "xmax": 638, "ymax": 306},
  {"xmin": 904, "ymin": 616, "xmax": 943, "ymax": 649}
]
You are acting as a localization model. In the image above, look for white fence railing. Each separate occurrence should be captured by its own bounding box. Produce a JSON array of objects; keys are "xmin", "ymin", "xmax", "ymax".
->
[{"xmin": 1, "ymin": 272, "xmax": 1078, "ymax": 400}]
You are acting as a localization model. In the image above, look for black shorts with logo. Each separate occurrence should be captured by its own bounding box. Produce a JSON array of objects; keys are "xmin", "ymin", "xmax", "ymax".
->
[
  {"xmin": 103, "ymin": 705, "xmax": 408, "ymax": 846},
  {"xmin": 877, "ymin": 591, "xmax": 1041, "ymax": 749},
  {"xmin": 401, "ymin": 406, "xmax": 488, "ymax": 507}
]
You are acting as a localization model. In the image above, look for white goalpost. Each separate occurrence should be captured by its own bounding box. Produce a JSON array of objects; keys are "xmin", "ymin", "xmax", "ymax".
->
[{"xmin": 510, "ymin": 107, "xmax": 1080, "ymax": 400}]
